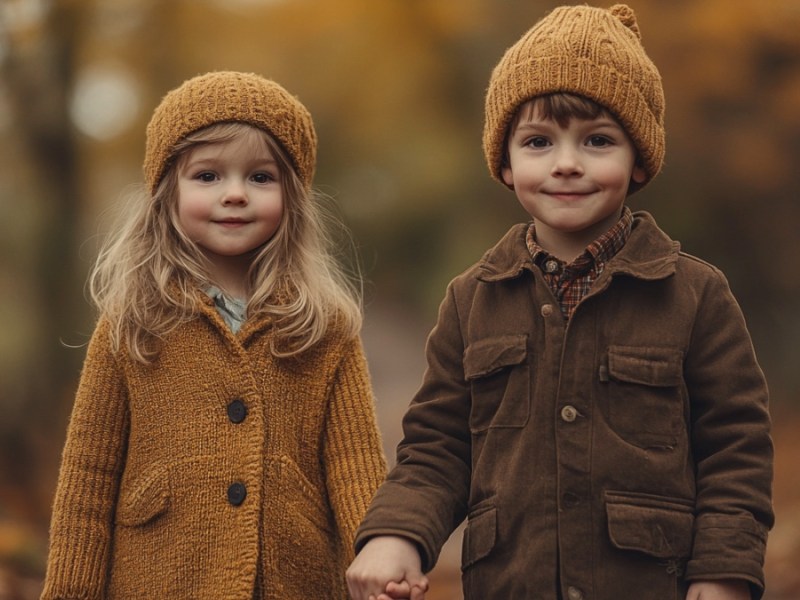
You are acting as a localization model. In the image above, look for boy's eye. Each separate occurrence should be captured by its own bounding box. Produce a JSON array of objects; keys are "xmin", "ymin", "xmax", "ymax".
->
[
  {"xmin": 526, "ymin": 136, "xmax": 550, "ymax": 148},
  {"xmin": 587, "ymin": 135, "xmax": 612, "ymax": 147}
]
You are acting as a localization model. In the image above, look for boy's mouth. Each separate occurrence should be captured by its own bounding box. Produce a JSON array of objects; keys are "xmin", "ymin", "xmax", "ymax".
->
[{"xmin": 545, "ymin": 190, "xmax": 592, "ymax": 200}]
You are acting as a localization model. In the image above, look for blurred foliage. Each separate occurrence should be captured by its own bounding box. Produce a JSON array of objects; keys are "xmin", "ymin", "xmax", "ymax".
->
[{"xmin": 0, "ymin": 0, "xmax": 798, "ymax": 597}]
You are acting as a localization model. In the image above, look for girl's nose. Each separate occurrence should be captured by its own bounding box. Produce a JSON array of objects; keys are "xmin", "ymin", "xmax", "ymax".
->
[
  {"xmin": 221, "ymin": 179, "xmax": 248, "ymax": 205},
  {"xmin": 551, "ymin": 146, "xmax": 584, "ymax": 177}
]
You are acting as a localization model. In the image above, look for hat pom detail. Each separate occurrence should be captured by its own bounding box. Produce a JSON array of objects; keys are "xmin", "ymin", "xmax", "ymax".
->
[{"xmin": 610, "ymin": 4, "xmax": 641, "ymax": 39}]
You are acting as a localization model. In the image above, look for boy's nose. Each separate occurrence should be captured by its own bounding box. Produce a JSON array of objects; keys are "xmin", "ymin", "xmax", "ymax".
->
[{"xmin": 551, "ymin": 147, "xmax": 584, "ymax": 177}]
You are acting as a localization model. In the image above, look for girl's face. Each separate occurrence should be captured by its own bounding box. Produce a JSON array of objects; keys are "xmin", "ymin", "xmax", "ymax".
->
[{"xmin": 176, "ymin": 130, "xmax": 284, "ymax": 290}]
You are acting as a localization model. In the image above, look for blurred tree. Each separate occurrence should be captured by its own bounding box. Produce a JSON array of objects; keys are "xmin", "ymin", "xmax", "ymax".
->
[{"xmin": 0, "ymin": 0, "xmax": 84, "ymax": 525}]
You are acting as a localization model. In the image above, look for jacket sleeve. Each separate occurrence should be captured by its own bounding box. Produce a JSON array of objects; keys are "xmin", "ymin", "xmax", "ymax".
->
[
  {"xmin": 323, "ymin": 335, "xmax": 388, "ymax": 563},
  {"xmin": 41, "ymin": 319, "xmax": 130, "ymax": 600},
  {"xmin": 683, "ymin": 267, "xmax": 773, "ymax": 597},
  {"xmin": 354, "ymin": 282, "xmax": 472, "ymax": 572}
]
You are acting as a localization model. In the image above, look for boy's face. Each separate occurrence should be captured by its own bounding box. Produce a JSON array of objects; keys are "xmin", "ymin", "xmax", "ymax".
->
[{"xmin": 501, "ymin": 102, "xmax": 646, "ymax": 256}]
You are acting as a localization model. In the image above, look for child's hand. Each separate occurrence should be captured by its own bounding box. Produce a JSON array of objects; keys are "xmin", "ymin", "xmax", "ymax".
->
[
  {"xmin": 346, "ymin": 535, "xmax": 429, "ymax": 600},
  {"xmin": 382, "ymin": 579, "xmax": 427, "ymax": 600},
  {"xmin": 686, "ymin": 579, "xmax": 750, "ymax": 600}
]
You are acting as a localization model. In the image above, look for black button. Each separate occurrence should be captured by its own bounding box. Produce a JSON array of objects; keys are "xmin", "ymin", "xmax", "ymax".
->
[
  {"xmin": 227, "ymin": 399, "xmax": 247, "ymax": 424},
  {"xmin": 227, "ymin": 482, "xmax": 247, "ymax": 506}
]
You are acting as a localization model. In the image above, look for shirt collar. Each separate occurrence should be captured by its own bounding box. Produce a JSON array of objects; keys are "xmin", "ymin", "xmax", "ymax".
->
[
  {"xmin": 526, "ymin": 206, "xmax": 634, "ymax": 272},
  {"xmin": 205, "ymin": 285, "xmax": 247, "ymax": 333}
]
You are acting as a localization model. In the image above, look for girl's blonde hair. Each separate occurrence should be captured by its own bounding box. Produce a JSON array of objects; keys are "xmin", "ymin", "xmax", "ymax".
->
[{"xmin": 89, "ymin": 122, "xmax": 361, "ymax": 363}]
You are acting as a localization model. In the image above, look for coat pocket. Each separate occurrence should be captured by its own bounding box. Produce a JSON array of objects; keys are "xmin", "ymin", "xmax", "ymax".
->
[
  {"xmin": 461, "ymin": 502, "xmax": 497, "ymax": 570},
  {"xmin": 601, "ymin": 346, "xmax": 685, "ymax": 449},
  {"xmin": 605, "ymin": 490, "xmax": 694, "ymax": 559},
  {"xmin": 463, "ymin": 334, "xmax": 529, "ymax": 432},
  {"xmin": 265, "ymin": 455, "xmax": 339, "ymax": 595},
  {"xmin": 115, "ymin": 463, "xmax": 171, "ymax": 527}
]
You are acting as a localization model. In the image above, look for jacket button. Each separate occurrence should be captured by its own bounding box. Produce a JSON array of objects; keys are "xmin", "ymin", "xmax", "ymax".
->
[
  {"xmin": 544, "ymin": 259, "xmax": 560, "ymax": 274},
  {"xmin": 227, "ymin": 482, "xmax": 247, "ymax": 506},
  {"xmin": 560, "ymin": 405, "xmax": 578, "ymax": 422},
  {"xmin": 227, "ymin": 399, "xmax": 247, "ymax": 424},
  {"xmin": 567, "ymin": 587, "xmax": 583, "ymax": 600},
  {"xmin": 541, "ymin": 304, "xmax": 553, "ymax": 317}
]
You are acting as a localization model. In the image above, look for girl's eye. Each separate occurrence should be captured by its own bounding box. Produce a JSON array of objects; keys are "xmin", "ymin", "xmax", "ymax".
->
[
  {"xmin": 587, "ymin": 135, "xmax": 612, "ymax": 147},
  {"xmin": 526, "ymin": 136, "xmax": 550, "ymax": 148},
  {"xmin": 251, "ymin": 172, "xmax": 275, "ymax": 184},
  {"xmin": 195, "ymin": 171, "xmax": 217, "ymax": 182}
]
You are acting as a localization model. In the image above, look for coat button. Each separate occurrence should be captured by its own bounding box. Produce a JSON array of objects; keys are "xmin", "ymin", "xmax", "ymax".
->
[
  {"xmin": 227, "ymin": 399, "xmax": 247, "ymax": 424},
  {"xmin": 541, "ymin": 304, "xmax": 554, "ymax": 317},
  {"xmin": 560, "ymin": 405, "xmax": 578, "ymax": 422},
  {"xmin": 567, "ymin": 587, "xmax": 584, "ymax": 600},
  {"xmin": 227, "ymin": 482, "xmax": 247, "ymax": 506},
  {"xmin": 544, "ymin": 259, "xmax": 560, "ymax": 273}
]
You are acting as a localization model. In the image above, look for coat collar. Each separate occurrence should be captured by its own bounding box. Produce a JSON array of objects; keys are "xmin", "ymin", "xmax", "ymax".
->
[{"xmin": 476, "ymin": 211, "xmax": 680, "ymax": 283}]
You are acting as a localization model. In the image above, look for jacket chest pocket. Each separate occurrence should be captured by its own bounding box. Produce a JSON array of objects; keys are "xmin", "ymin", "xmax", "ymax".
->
[
  {"xmin": 600, "ymin": 346, "xmax": 686, "ymax": 449},
  {"xmin": 464, "ymin": 334, "xmax": 530, "ymax": 432}
]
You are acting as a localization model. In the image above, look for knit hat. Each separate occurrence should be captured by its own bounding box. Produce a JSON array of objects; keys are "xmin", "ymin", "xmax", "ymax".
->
[
  {"xmin": 144, "ymin": 71, "xmax": 317, "ymax": 193},
  {"xmin": 483, "ymin": 4, "xmax": 665, "ymax": 187}
]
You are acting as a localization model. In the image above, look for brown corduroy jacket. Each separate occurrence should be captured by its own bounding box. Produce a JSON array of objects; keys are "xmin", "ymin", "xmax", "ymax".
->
[
  {"xmin": 42, "ymin": 295, "xmax": 386, "ymax": 600},
  {"xmin": 355, "ymin": 211, "xmax": 773, "ymax": 599}
]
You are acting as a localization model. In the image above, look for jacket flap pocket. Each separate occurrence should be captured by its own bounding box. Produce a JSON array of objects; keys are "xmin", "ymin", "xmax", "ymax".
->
[
  {"xmin": 463, "ymin": 335, "xmax": 527, "ymax": 380},
  {"xmin": 607, "ymin": 346, "xmax": 683, "ymax": 387},
  {"xmin": 605, "ymin": 491, "xmax": 694, "ymax": 559},
  {"xmin": 116, "ymin": 465, "xmax": 171, "ymax": 527},
  {"xmin": 462, "ymin": 505, "xmax": 497, "ymax": 569}
]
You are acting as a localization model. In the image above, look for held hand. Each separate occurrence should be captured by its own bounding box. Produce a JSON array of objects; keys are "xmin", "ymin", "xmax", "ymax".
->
[
  {"xmin": 686, "ymin": 580, "xmax": 750, "ymax": 600},
  {"xmin": 381, "ymin": 579, "xmax": 427, "ymax": 600},
  {"xmin": 346, "ymin": 536, "xmax": 429, "ymax": 600}
]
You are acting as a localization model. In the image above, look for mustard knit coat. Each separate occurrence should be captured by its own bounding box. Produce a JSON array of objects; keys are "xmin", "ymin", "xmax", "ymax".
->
[{"xmin": 41, "ymin": 294, "xmax": 387, "ymax": 599}]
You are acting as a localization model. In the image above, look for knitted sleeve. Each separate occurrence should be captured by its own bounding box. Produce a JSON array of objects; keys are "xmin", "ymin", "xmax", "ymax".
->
[
  {"xmin": 41, "ymin": 319, "xmax": 130, "ymax": 600},
  {"xmin": 322, "ymin": 336, "xmax": 387, "ymax": 563}
]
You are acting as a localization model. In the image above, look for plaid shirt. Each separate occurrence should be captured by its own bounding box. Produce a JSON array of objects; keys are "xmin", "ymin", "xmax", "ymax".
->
[{"xmin": 526, "ymin": 207, "xmax": 633, "ymax": 320}]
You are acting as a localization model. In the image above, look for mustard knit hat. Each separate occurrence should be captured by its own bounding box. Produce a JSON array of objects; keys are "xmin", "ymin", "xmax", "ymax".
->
[
  {"xmin": 144, "ymin": 71, "xmax": 317, "ymax": 193},
  {"xmin": 483, "ymin": 4, "xmax": 665, "ymax": 187}
]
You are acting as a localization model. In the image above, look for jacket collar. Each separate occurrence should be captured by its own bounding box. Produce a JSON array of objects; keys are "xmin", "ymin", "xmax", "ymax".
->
[{"xmin": 476, "ymin": 211, "xmax": 680, "ymax": 283}]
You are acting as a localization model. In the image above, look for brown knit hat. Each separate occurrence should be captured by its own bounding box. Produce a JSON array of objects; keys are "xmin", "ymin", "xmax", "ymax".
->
[
  {"xmin": 483, "ymin": 4, "xmax": 665, "ymax": 187},
  {"xmin": 144, "ymin": 71, "xmax": 317, "ymax": 193}
]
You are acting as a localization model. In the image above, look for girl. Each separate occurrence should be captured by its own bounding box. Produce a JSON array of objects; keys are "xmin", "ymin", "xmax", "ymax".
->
[{"xmin": 41, "ymin": 71, "xmax": 387, "ymax": 599}]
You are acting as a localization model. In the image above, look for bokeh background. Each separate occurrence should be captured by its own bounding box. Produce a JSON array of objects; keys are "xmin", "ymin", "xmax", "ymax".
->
[{"xmin": 1, "ymin": 0, "xmax": 798, "ymax": 598}]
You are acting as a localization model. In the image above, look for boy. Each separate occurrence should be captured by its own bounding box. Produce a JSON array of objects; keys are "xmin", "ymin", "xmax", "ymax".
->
[{"xmin": 347, "ymin": 4, "xmax": 773, "ymax": 600}]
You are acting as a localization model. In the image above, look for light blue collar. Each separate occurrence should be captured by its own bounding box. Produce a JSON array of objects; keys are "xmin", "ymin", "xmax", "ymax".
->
[{"xmin": 205, "ymin": 286, "xmax": 247, "ymax": 333}]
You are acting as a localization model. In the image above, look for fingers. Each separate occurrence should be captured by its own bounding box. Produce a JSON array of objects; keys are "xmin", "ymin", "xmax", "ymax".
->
[
  {"xmin": 346, "ymin": 536, "xmax": 425, "ymax": 600},
  {"xmin": 346, "ymin": 572, "xmax": 388, "ymax": 600},
  {"xmin": 384, "ymin": 580, "xmax": 411, "ymax": 598},
  {"xmin": 410, "ymin": 581, "xmax": 429, "ymax": 600},
  {"xmin": 346, "ymin": 564, "xmax": 405, "ymax": 600},
  {"xmin": 380, "ymin": 580, "xmax": 428, "ymax": 600},
  {"xmin": 350, "ymin": 576, "xmax": 428, "ymax": 600}
]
